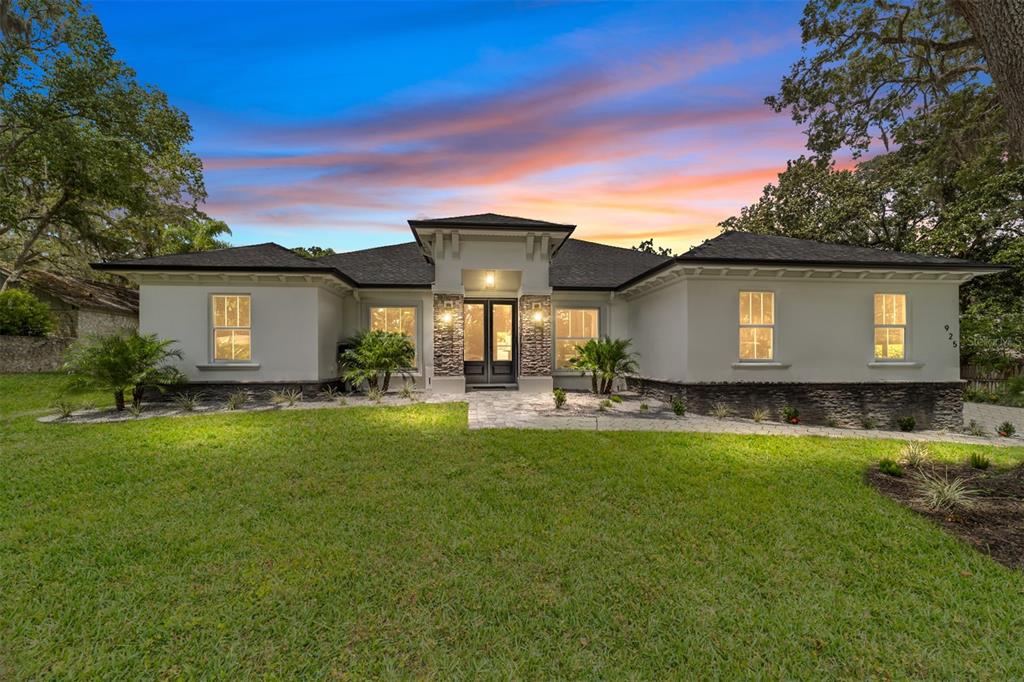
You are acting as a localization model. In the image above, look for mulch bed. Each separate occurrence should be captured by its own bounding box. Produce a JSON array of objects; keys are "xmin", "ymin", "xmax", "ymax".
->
[{"xmin": 867, "ymin": 461, "xmax": 1024, "ymax": 571}]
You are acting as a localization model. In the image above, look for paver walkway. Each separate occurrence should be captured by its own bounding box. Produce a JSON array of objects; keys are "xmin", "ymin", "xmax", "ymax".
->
[{"xmin": 439, "ymin": 390, "xmax": 1024, "ymax": 447}]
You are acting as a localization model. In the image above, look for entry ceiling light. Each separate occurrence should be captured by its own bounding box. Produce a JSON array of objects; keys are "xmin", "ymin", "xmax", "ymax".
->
[{"xmin": 484, "ymin": 271, "xmax": 495, "ymax": 289}]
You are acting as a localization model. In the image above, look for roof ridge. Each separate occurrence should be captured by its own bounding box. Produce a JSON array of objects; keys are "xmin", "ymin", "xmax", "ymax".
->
[{"xmin": 565, "ymin": 237, "xmax": 672, "ymax": 258}]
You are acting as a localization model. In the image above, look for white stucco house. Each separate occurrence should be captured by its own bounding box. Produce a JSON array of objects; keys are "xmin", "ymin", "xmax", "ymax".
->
[{"xmin": 93, "ymin": 213, "xmax": 1006, "ymax": 428}]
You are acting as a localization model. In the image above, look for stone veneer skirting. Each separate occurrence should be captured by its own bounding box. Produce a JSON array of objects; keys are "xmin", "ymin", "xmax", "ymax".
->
[
  {"xmin": 432, "ymin": 293, "xmax": 464, "ymax": 377},
  {"xmin": 145, "ymin": 380, "xmax": 344, "ymax": 403},
  {"xmin": 518, "ymin": 295, "xmax": 552, "ymax": 377},
  {"xmin": 625, "ymin": 377, "xmax": 964, "ymax": 430}
]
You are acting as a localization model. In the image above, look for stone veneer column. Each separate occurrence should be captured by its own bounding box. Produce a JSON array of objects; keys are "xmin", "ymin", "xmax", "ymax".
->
[
  {"xmin": 432, "ymin": 293, "xmax": 464, "ymax": 377},
  {"xmin": 518, "ymin": 295, "xmax": 552, "ymax": 377}
]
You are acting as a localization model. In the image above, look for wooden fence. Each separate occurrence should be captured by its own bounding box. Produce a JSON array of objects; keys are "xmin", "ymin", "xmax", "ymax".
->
[{"xmin": 961, "ymin": 364, "xmax": 1024, "ymax": 393}]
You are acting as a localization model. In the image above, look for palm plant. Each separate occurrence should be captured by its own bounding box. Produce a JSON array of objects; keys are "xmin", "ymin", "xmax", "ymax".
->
[
  {"xmin": 63, "ymin": 332, "xmax": 184, "ymax": 410},
  {"xmin": 340, "ymin": 330, "xmax": 415, "ymax": 393},
  {"xmin": 568, "ymin": 337, "xmax": 638, "ymax": 395}
]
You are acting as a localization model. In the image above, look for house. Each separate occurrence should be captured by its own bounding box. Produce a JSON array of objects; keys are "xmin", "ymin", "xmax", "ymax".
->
[
  {"xmin": 0, "ymin": 267, "xmax": 139, "ymax": 338},
  {"xmin": 92, "ymin": 213, "xmax": 1006, "ymax": 428}
]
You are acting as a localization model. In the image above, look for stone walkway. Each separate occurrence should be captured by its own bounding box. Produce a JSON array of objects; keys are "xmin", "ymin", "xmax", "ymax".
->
[{"xmin": 447, "ymin": 390, "xmax": 1024, "ymax": 447}]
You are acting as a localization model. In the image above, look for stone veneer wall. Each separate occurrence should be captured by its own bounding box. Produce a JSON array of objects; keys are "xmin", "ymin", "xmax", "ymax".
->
[
  {"xmin": 519, "ymin": 295, "xmax": 552, "ymax": 377},
  {"xmin": 626, "ymin": 377, "xmax": 964, "ymax": 430},
  {"xmin": 0, "ymin": 335, "xmax": 72, "ymax": 373},
  {"xmin": 432, "ymin": 294, "xmax": 464, "ymax": 377}
]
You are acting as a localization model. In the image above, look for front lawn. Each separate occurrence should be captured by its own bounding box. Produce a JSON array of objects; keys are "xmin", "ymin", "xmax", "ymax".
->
[{"xmin": 2, "ymin": 373, "xmax": 1023, "ymax": 678}]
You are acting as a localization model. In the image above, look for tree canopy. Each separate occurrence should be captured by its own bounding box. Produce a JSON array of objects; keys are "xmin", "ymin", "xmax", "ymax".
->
[{"xmin": 0, "ymin": 0, "xmax": 225, "ymax": 288}]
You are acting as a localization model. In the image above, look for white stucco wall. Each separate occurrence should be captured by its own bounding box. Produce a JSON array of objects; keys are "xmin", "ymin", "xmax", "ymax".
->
[
  {"xmin": 623, "ymin": 275, "xmax": 962, "ymax": 384},
  {"xmin": 432, "ymin": 234, "xmax": 552, "ymax": 294},
  {"xmin": 340, "ymin": 289, "xmax": 434, "ymax": 388},
  {"xmin": 316, "ymin": 288, "xmax": 345, "ymax": 380},
  {"xmin": 139, "ymin": 282, "xmax": 337, "ymax": 383}
]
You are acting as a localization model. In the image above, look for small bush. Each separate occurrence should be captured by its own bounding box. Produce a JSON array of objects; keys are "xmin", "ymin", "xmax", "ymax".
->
[
  {"xmin": 52, "ymin": 401, "xmax": 75, "ymax": 419},
  {"xmin": 226, "ymin": 390, "xmax": 249, "ymax": 410},
  {"xmin": 966, "ymin": 419, "xmax": 987, "ymax": 437},
  {"xmin": 172, "ymin": 392, "xmax": 203, "ymax": 411},
  {"xmin": 609, "ymin": 395, "xmax": 623, "ymax": 404},
  {"xmin": 269, "ymin": 388, "xmax": 301, "ymax": 406},
  {"xmin": 710, "ymin": 402, "xmax": 731, "ymax": 419},
  {"xmin": 399, "ymin": 381, "xmax": 415, "ymax": 400},
  {"xmin": 969, "ymin": 452, "xmax": 990, "ymax": 470},
  {"xmin": 599, "ymin": 398, "xmax": 613, "ymax": 409},
  {"xmin": 319, "ymin": 386, "xmax": 342, "ymax": 401},
  {"xmin": 337, "ymin": 396, "xmax": 348, "ymax": 406},
  {"xmin": 998, "ymin": 376, "xmax": 1024, "ymax": 408},
  {"xmin": 860, "ymin": 415, "xmax": 878, "ymax": 430},
  {"xmin": 751, "ymin": 407, "xmax": 769, "ymax": 423},
  {"xmin": 366, "ymin": 387, "xmax": 384, "ymax": 403},
  {"xmin": 896, "ymin": 415, "xmax": 916, "ymax": 432},
  {"xmin": 553, "ymin": 388, "xmax": 567, "ymax": 409},
  {"xmin": 997, "ymin": 421, "xmax": 1016, "ymax": 438},
  {"xmin": 878, "ymin": 458, "xmax": 904, "ymax": 477},
  {"xmin": 964, "ymin": 386, "xmax": 999, "ymax": 404},
  {"xmin": 670, "ymin": 395, "xmax": 686, "ymax": 416},
  {"xmin": 913, "ymin": 471, "xmax": 978, "ymax": 513},
  {"xmin": 825, "ymin": 415, "xmax": 839, "ymax": 428},
  {"xmin": 0, "ymin": 289, "xmax": 53, "ymax": 336},
  {"xmin": 781, "ymin": 405, "xmax": 799, "ymax": 424},
  {"xmin": 127, "ymin": 403, "xmax": 143, "ymax": 418},
  {"xmin": 639, "ymin": 401, "xmax": 649, "ymax": 412},
  {"xmin": 899, "ymin": 441, "xmax": 931, "ymax": 468}
]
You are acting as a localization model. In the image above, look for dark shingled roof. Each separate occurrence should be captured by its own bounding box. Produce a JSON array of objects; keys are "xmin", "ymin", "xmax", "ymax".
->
[
  {"xmin": 550, "ymin": 239, "xmax": 670, "ymax": 289},
  {"xmin": 409, "ymin": 213, "xmax": 575, "ymax": 230},
  {"xmin": 1, "ymin": 267, "xmax": 138, "ymax": 314},
  {"xmin": 319, "ymin": 242, "xmax": 434, "ymax": 288},
  {"xmin": 93, "ymin": 242, "xmax": 341, "ymax": 275},
  {"xmin": 677, "ymin": 231, "xmax": 998, "ymax": 269}
]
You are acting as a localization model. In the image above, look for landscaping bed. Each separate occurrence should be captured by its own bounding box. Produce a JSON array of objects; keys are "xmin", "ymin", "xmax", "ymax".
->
[{"xmin": 868, "ymin": 460, "xmax": 1024, "ymax": 571}]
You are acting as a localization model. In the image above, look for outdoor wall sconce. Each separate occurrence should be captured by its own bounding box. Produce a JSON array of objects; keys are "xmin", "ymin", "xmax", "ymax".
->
[
  {"xmin": 531, "ymin": 302, "xmax": 545, "ymax": 326},
  {"xmin": 441, "ymin": 300, "xmax": 454, "ymax": 326},
  {"xmin": 484, "ymin": 271, "xmax": 495, "ymax": 289}
]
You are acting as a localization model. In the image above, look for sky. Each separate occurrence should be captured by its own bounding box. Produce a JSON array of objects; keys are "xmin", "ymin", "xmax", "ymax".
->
[{"xmin": 92, "ymin": 0, "xmax": 812, "ymax": 254}]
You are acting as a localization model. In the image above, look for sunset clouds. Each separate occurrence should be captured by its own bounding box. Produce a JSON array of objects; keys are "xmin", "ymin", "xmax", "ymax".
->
[{"xmin": 95, "ymin": 1, "xmax": 809, "ymax": 252}]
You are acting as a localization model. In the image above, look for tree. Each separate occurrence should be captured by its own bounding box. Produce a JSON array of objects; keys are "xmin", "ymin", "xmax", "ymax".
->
[
  {"xmin": 0, "ymin": 0, "xmax": 206, "ymax": 290},
  {"xmin": 340, "ymin": 330, "xmax": 415, "ymax": 392},
  {"xmin": 63, "ymin": 331, "xmax": 184, "ymax": 410},
  {"xmin": 631, "ymin": 239, "xmax": 674, "ymax": 257},
  {"xmin": 0, "ymin": 287, "xmax": 52, "ymax": 335},
  {"xmin": 292, "ymin": 246, "xmax": 336, "ymax": 259}
]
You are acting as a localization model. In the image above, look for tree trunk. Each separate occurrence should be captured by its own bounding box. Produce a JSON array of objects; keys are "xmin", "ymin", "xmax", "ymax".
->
[
  {"xmin": 381, "ymin": 372, "xmax": 391, "ymax": 393},
  {"xmin": 132, "ymin": 386, "xmax": 144, "ymax": 408},
  {"xmin": 0, "ymin": 191, "xmax": 71, "ymax": 292},
  {"xmin": 952, "ymin": 0, "xmax": 1024, "ymax": 159},
  {"xmin": 590, "ymin": 371, "xmax": 598, "ymax": 394},
  {"xmin": 114, "ymin": 390, "xmax": 125, "ymax": 411}
]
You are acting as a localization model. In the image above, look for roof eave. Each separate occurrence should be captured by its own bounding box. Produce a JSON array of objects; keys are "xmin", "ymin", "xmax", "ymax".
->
[{"xmin": 90, "ymin": 262, "xmax": 359, "ymax": 288}]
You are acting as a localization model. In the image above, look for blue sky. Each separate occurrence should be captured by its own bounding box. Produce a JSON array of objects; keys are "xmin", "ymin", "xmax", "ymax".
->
[{"xmin": 93, "ymin": 0, "xmax": 811, "ymax": 252}]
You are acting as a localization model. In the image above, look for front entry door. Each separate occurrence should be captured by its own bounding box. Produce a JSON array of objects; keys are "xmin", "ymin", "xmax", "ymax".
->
[{"xmin": 464, "ymin": 300, "xmax": 516, "ymax": 385}]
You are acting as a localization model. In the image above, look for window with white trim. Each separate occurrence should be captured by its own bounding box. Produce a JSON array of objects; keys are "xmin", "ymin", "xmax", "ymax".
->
[
  {"xmin": 370, "ymin": 306, "xmax": 417, "ymax": 365},
  {"xmin": 874, "ymin": 293, "xmax": 906, "ymax": 360},
  {"xmin": 212, "ymin": 294, "xmax": 251, "ymax": 361},
  {"xmin": 555, "ymin": 308, "xmax": 599, "ymax": 369},
  {"xmin": 738, "ymin": 291, "xmax": 774, "ymax": 361}
]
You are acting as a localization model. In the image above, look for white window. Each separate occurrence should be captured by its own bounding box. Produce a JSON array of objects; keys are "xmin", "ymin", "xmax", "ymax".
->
[
  {"xmin": 739, "ymin": 291, "xmax": 774, "ymax": 361},
  {"xmin": 370, "ymin": 306, "xmax": 417, "ymax": 364},
  {"xmin": 874, "ymin": 293, "xmax": 906, "ymax": 360},
  {"xmin": 212, "ymin": 294, "xmax": 251, "ymax": 361},
  {"xmin": 555, "ymin": 308, "xmax": 599, "ymax": 369}
]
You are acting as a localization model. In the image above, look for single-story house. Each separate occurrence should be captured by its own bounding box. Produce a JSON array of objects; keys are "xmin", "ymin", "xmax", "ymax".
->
[
  {"xmin": 93, "ymin": 213, "xmax": 1006, "ymax": 428},
  {"xmin": 1, "ymin": 267, "xmax": 139, "ymax": 338}
]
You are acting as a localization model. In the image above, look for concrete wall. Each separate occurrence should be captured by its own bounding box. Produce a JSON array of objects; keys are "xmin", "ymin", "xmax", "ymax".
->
[
  {"xmin": 626, "ymin": 280, "xmax": 688, "ymax": 382},
  {"xmin": 316, "ymin": 288, "xmax": 345, "ymax": 381},
  {"xmin": 139, "ymin": 282, "xmax": 326, "ymax": 383}
]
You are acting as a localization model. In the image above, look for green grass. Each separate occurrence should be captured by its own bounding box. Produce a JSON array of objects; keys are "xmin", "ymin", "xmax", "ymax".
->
[{"xmin": 2, "ymin": 374, "xmax": 1024, "ymax": 678}]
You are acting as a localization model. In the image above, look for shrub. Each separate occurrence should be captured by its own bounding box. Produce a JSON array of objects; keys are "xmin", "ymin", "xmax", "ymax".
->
[
  {"xmin": 899, "ymin": 441, "xmax": 931, "ymax": 468},
  {"xmin": 997, "ymin": 421, "xmax": 1016, "ymax": 438},
  {"xmin": 610, "ymin": 394, "xmax": 623, "ymax": 404},
  {"xmin": 226, "ymin": 390, "xmax": 249, "ymax": 410},
  {"xmin": 0, "ymin": 289, "xmax": 53, "ymax": 336},
  {"xmin": 781, "ymin": 405, "xmax": 799, "ymax": 424},
  {"xmin": 319, "ymin": 386, "xmax": 342, "ymax": 401},
  {"xmin": 639, "ymin": 401, "xmax": 649, "ymax": 412},
  {"xmin": 964, "ymin": 386, "xmax": 999, "ymax": 404},
  {"xmin": 670, "ymin": 395, "xmax": 686, "ymax": 416},
  {"xmin": 913, "ymin": 471, "xmax": 978, "ymax": 513},
  {"xmin": 599, "ymin": 398, "xmax": 613, "ymax": 409},
  {"xmin": 710, "ymin": 402, "xmax": 731, "ymax": 419},
  {"xmin": 366, "ymin": 386, "xmax": 384, "ymax": 403},
  {"xmin": 896, "ymin": 415, "xmax": 916, "ymax": 432},
  {"xmin": 568, "ymin": 338, "xmax": 639, "ymax": 395},
  {"xmin": 998, "ymin": 376, "xmax": 1024, "ymax": 408},
  {"xmin": 340, "ymin": 330, "xmax": 415, "ymax": 392},
  {"xmin": 860, "ymin": 415, "xmax": 878, "ymax": 430},
  {"xmin": 127, "ymin": 403, "xmax": 143, "ymax": 418},
  {"xmin": 269, "ymin": 388, "xmax": 301, "ymax": 406},
  {"xmin": 969, "ymin": 452, "xmax": 990, "ymax": 470},
  {"xmin": 400, "ymin": 381, "xmax": 415, "ymax": 400},
  {"xmin": 552, "ymin": 388, "xmax": 567, "ymax": 409},
  {"xmin": 172, "ymin": 392, "xmax": 203, "ymax": 411},
  {"xmin": 825, "ymin": 415, "xmax": 839, "ymax": 428},
  {"xmin": 878, "ymin": 458, "xmax": 904, "ymax": 477},
  {"xmin": 966, "ymin": 419, "xmax": 987, "ymax": 437},
  {"xmin": 52, "ymin": 400, "xmax": 75, "ymax": 420},
  {"xmin": 751, "ymin": 407, "xmax": 769, "ymax": 423},
  {"xmin": 63, "ymin": 332, "xmax": 184, "ymax": 411}
]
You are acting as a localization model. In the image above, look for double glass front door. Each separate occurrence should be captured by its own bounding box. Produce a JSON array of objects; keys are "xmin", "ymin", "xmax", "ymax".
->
[{"xmin": 464, "ymin": 300, "xmax": 516, "ymax": 385}]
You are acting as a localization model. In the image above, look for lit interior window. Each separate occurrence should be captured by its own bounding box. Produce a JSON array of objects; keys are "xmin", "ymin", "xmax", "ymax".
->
[
  {"xmin": 738, "ymin": 291, "xmax": 774, "ymax": 361},
  {"xmin": 370, "ymin": 306, "xmax": 417, "ymax": 364},
  {"xmin": 555, "ymin": 308, "xmax": 599, "ymax": 369},
  {"xmin": 212, "ymin": 294, "xmax": 251, "ymax": 361},
  {"xmin": 873, "ymin": 294, "xmax": 906, "ymax": 359}
]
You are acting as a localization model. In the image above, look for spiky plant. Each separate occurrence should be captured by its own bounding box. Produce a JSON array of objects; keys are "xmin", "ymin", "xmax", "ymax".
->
[
  {"xmin": 899, "ymin": 441, "xmax": 931, "ymax": 468},
  {"xmin": 568, "ymin": 337, "xmax": 639, "ymax": 395},
  {"xmin": 63, "ymin": 332, "xmax": 184, "ymax": 411},
  {"xmin": 340, "ymin": 330, "xmax": 415, "ymax": 393},
  {"xmin": 913, "ymin": 471, "xmax": 978, "ymax": 513}
]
